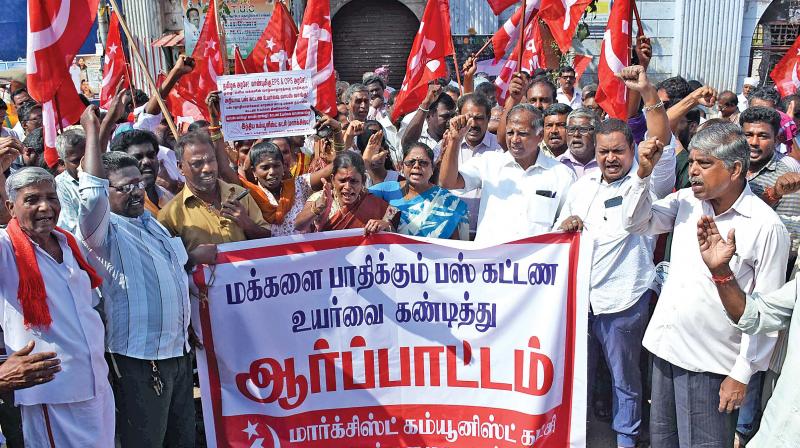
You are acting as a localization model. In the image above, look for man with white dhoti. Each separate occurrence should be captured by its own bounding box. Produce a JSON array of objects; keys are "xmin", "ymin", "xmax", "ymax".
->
[{"xmin": 0, "ymin": 167, "xmax": 114, "ymax": 447}]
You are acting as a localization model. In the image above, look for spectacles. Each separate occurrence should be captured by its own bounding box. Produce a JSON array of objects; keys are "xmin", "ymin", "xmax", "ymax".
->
[
  {"xmin": 110, "ymin": 181, "xmax": 145, "ymax": 194},
  {"xmin": 566, "ymin": 125, "xmax": 595, "ymax": 135},
  {"xmin": 403, "ymin": 158, "xmax": 431, "ymax": 168}
]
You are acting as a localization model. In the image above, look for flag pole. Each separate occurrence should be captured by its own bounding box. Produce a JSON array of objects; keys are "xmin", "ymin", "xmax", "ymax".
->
[
  {"xmin": 106, "ymin": 0, "xmax": 179, "ymax": 140},
  {"xmin": 124, "ymin": 63, "xmax": 138, "ymax": 110},
  {"xmin": 215, "ymin": 0, "xmax": 229, "ymax": 74},
  {"xmin": 632, "ymin": 0, "xmax": 644, "ymax": 37},
  {"xmin": 52, "ymin": 92, "xmax": 64, "ymax": 133},
  {"xmin": 517, "ymin": 0, "xmax": 527, "ymax": 73},
  {"xmin": 452, "ymin": 52, "xmax": 463, "ymax": 95},
  {"xmin": 473, "ymin": 38, "xmax": 492, "ymax": 59}
]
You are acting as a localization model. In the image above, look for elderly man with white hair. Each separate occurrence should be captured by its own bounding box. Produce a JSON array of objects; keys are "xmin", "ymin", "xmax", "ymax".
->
[
  {"xmin": 624, "ymin": 121, "xmax": 788, "ymax": 447},
  {"xmin": 0, "ymin": 165, "xmax": 114, "ymax": 447},
  {"xmin": 739, "ymin": 77, "xmax": 758, "ymax": 112}
]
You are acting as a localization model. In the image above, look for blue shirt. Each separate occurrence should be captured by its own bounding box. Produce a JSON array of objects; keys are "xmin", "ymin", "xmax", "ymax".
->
[
  {"xmin": 77, "ymin": 173, "xmax": 190, "ymax": 360},
  {"xmin": 369, "ymin": 181, "xmax": 468, "ymax": 239}
]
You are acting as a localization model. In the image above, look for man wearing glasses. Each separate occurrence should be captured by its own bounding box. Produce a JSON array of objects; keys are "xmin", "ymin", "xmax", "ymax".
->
[
  {"xmin": 558, "ymin": 108, "xmax": 600, "ymax": 178},
  {"xmin": 556, "ymin": 66, "xmax": 583, "ymax": 109},
  {"xmin": 76, "ymin": 107, "xmax": 196, "ymax": 447}
]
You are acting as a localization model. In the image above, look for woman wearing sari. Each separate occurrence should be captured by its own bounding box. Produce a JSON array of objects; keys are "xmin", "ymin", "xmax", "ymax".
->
[
  {"xmin": 369, "ymin": 142, "xmax": 469, "ymax": 240},
  {"xmin": 238, "ymin": 142, "xmax": 332, "ymax": 236},
  {"xmin": 295, "ymin": 151, "xmax": 397, "ymax": 234}
]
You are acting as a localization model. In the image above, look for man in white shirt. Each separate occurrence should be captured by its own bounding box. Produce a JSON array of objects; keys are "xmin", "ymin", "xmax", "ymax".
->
[
  {"xmin": 556, "ymin": 65, "xmax": 675, "ymax": 448},
  {"xmin": 0, "ymin": 168, "xmax": 114, "ymax": 447},
  {"xmin": 399, "ymin": 83, "xmax": 456, "ymax": 160},
  {"xmin": 439, "ymin": 103, "xmax": 576, "ymax": 245},
  {"xmin": 558, "ymin": 108, "xmax": 600, "ymax": 178},
  {"xmin": 624, "ymin": 121, "xmax": 788, "ymax": 447},
  {"xmin": 556, "ymin": 66, "xmax": 583, "ymax": 109},
  {"xmin": 436, "ymin": 93, "xmax": 503, "ymax": 238},
  {"xmin": 738, "ymin": 77, "xmax": 757, "ymax": 112}
]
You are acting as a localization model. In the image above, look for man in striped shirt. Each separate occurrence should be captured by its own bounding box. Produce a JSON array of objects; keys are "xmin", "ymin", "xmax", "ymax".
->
[{"xmin": 76, "ymin": 107, "xmax": 194, "ymax": 448}]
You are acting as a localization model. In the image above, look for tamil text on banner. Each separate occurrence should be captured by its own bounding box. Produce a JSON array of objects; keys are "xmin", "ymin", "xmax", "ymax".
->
[
  {"xmin": 193, "ymin": 230, "xmax": 589, "ymax": 448},
  {"xmin": 217, "ymin": 70, "xmax": 316, "ymax": 141}
]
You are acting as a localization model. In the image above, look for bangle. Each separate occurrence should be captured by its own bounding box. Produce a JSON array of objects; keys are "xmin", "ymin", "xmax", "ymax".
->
[
  {"xmin": 711, "ymin": 272, "xmax": 735, "ymax": 284},
  {"xmin": 333, "ymin": 142, "xmax": 345, "ymax": 152},
  {"xmin": 208, "ymin": 125, "xmax": 221, "ymax": 132},
  {"xmin": 418, "ymin": 106, "xmax": 430, "ymax": 113},
  {"xmin": 643, "ymin": 101, "xmax": 665, "ymax": 112},
  {"xmin": 210, "ymin": 132, "xmax": 223, "ymax": 142}
]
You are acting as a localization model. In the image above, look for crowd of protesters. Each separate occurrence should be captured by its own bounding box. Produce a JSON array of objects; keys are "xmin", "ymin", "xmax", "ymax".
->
[{"xmin": 2, "ymin": 31, "xmax": 800, "ymax": 448}]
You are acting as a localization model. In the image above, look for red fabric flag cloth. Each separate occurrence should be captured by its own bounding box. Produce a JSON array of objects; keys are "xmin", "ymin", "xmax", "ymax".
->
[
  {"xmin": 100, "ymin": 10, "xmax": 130, "ymax": 109},
  {"xmin": 42, "ymin": 74, "xmax": 87, "ymax": 168},
  {"xmin": 244, "ymin": 1, "xmax": 298, "ymax": 73},
  {"xmin": 159, "ymin": 74, "xmax": 205, "ymax": 132},
  {"xmin": 495, "ymin": 17, "xmax": 544, "ymax": 105},
  {"xmin": 26, "ymin": 0, "xmax": 100, "ymax": 103},
  {"xmin": 487, "ymin": 0, "xmax": 519, "ymax": 15},
  {"xmin": 492, "ymin": 0, "xmax": 541, "ymax": 62},
  {"xmin": 539, "ymin": 0, "xmax": 593, "ymax": 53},
  {"xmin": 771, "ymin": 35, "xmax": 800, "ymax": 97},
  {"xmin": 595, "ymin": 0, "xmax": 632, "ymax": 120},
  {"xmin": 234, "ymin": 46, "xmax": 248, "ymax": 75},
  {"xmin": 175, "ymin": 0, "xmax": 224, "ymax": 120},
  {"xmin": 391, "ymin": 0, "xmax": 454, "ymax": 122},
  {"xmin": 573, "ymin": 53, "xmax": 592, "ymax": 84},
  {"xmin": 291, "ymin": 0, "xmax": 337, "ymax": 116}
]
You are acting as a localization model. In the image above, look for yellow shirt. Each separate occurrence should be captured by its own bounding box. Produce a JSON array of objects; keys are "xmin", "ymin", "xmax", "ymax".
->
[{"xmin": 157, "ymin": 180, "xmax": 267, "ymax": 252}]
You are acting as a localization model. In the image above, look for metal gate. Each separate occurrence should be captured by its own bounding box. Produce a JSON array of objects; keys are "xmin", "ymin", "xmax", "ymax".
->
[{"xmin": 749, "ymin": 0, "xmax": 800, "ymax": 86}]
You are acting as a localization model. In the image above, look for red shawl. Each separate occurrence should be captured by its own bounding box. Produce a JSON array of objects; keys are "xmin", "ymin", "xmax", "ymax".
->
[{"xmin": 6, "ymin": 218, "xmax": 102, "ymax": 329}]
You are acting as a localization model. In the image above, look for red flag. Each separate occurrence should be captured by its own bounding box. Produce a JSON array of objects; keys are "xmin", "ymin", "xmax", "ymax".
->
[
  {"xmin": 595, "ymin": 0, "xmax": 632, "ymax": 120},
  {"xmin": 487, "ymin": 0, "xmax": 519, "ymax": 15},
  {"xmin": 175, "ymin": 0, "xmax": 224, "ymax": 120},
  {"xmin": 539, "ymin": 0, "xmax": 593, "ymax": 53},
  {"xmin": 43, "ymin": 76, "xmax": 87, "ymax": 167},
  {"xmin": 100, "ymin": 10, "xmax": 130, "ymax": 108},
  {"xmin": 244, "ymin": 1, "xmax": 298, "ymax": 73},
  {"xmin": 291, "ymin": 0, "xmax": 337, "ymax": 116},
  {"xmin": 27, "ymin": 0, "xmax": 100, "ymax": 103},
  {"xmin": 573, "ymin": 53, "xmax": 592, "ymax": 84},
  {"xmin": 771, "ymin": 35, "xmax": 800, "ymax": 97},
  {"xmin": 495, "ymin": 18, "xmax": 544, "ymax": 105},
  {"xmin": 234, "ymin": 46, "xmax": 248, "ymax": 75},
  {"xmin": 159, "ymin": 74, "xmax": 204, "ymax": 131},
  {"xmin": 391, "ymin": 0, "xmax": 454, "ymax": 122},
  {"xmin": 492, "ymin": 0, "xmax": 541, "ymax": 62}
]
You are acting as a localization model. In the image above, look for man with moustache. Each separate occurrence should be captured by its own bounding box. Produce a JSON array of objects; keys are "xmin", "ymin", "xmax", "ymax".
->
[
  {"xmin": 540, "ymin": 103, "xmax": 571, "ymax": 158},
  {"xmin": 76, "ymin": 107, "xmax": 194, "ymax": 447},
  {"xmin": 158, "ymin": 131, "xmax": 270, "ymax": 266},
  {"xmin": 436, "ymin": 93, "xmax": 501, "ymax": 239},
  {"xmin": 740, "ymin": 106, "xmax": 800, "ymax": 269},
  {"xmin": 110, "ymin": 129, "xmax": 174, "ymax": 215},
  {"xmin": 558, "ymin": 108, "xmax": 600, "ymax": 178},
  {"xmin": 556, "ymin": 65, "xmax": 674, "ymax": 448},
  {"xmin": 624, "ymin": 118, "xmax": 787, "ymax": 447},
  {"xmin": 439, "ymin": 103, "xmax": 575, "ymax": 244}
]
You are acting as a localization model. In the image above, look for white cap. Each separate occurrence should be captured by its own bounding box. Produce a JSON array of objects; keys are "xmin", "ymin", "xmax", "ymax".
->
[{"xmin": 744, "ymin": 77, "xmax": 758, "ymax": 86}]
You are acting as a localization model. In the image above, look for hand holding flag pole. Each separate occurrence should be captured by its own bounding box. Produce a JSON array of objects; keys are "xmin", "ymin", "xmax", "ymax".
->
[{"xmin": 106, "ymin": 0, "xmax": 179, "ymax": 140}]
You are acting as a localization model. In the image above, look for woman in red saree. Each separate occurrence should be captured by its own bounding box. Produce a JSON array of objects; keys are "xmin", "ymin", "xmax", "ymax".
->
[{"xmin": 295, "ymin": 151, "xmax": 397, "ymax": 234}]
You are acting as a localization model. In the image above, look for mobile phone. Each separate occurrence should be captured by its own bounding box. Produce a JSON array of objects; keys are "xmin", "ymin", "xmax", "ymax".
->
[
  {"xmin": 312, "ymin": 106, "xmax": 333, "ymax": 139},
  {"xmin": 232, "ymin": 190, "xmax": 249, "ymax": 202}
]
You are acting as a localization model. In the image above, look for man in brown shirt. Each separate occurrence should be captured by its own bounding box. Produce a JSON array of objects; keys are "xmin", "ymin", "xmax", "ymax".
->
[{"xmin": 158, "ymin": 131, "xmax": 270, "ymax": 265}]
